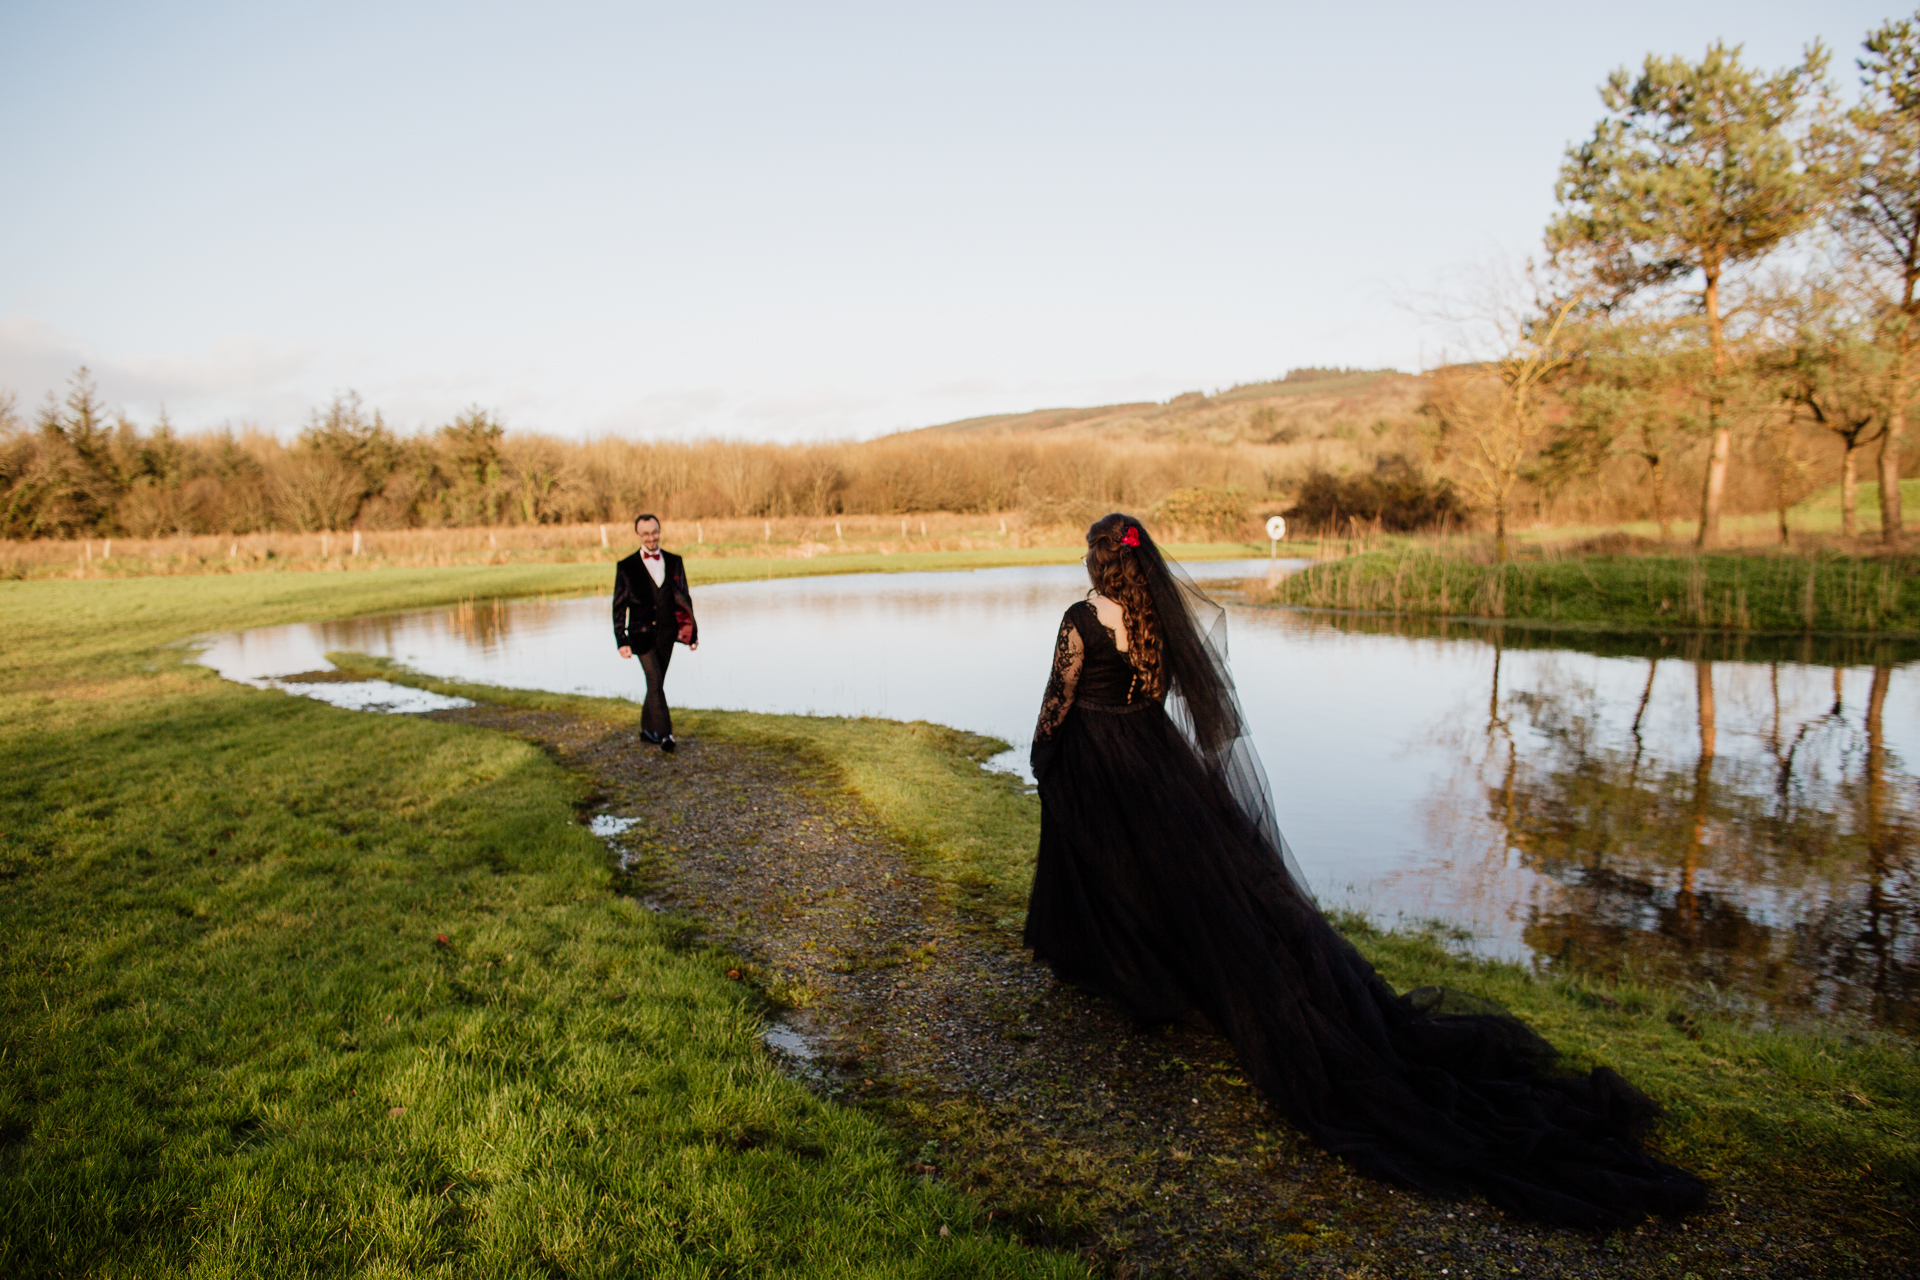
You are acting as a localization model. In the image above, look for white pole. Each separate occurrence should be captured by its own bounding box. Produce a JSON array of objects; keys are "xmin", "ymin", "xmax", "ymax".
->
[
  {"xmin": 697, "ymin": 522, "xmax": 703, "ymax": 543},
  {"xmin": 352, "ymin": 530, "xmax": 362, "ymax": 556},
  {"xmin": 599, "ymin": 524, "xmax": 607, "ymax": 547},
  {"xmin": 764, "ymin": 520, "xmax": 771, "ymax": 541},
  {"xmin": 103, "ymin": 539, "xmax": 111, "ymax": 559},
  {"xmin": 836, "ymin": 520, "xmax": 842, "ymax": 539}
]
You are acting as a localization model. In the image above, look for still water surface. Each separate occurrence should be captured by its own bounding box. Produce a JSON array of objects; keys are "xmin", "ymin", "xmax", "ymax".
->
[{"xmin": 198, "ymin": 562, "xmax": 1920, "ymax": 1032}]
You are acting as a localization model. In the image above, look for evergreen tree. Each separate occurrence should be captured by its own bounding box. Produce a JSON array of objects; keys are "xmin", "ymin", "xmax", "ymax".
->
[{"xmin": 1550, "ymin": 41, "xmax": 1830, "ymax": 547}]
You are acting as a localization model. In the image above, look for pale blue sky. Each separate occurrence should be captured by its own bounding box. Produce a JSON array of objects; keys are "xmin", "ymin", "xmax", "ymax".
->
[{"xmin": 0, "ymin": 1, "xmax": 1892, "ymax": 440}]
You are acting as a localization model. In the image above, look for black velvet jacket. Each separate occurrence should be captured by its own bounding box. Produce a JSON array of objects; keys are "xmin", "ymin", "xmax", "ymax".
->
[{"xmin": 612, "ymin": 549, "xmax": 698, "ymax": 650}]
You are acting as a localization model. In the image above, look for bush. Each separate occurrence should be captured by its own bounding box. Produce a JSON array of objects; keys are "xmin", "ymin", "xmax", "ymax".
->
[
  {"xmin": 1285, "ymin": 455, "xmax": 1467, "ymax": 532},
  {"xmin": 1151, "ymin": 486, "xmax": 1250, "ymax": 538}
]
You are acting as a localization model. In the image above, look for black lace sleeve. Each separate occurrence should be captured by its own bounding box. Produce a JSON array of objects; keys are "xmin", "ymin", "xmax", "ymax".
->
[{"xmin": 1031, "ymin": 607, "xmax": 1086, "ymax": 776}]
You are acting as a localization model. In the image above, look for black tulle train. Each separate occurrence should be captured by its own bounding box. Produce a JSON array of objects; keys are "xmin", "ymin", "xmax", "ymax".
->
[{"xmin": 1024, "ymin": 601, "xmax": 1707, "ymax": 1230}]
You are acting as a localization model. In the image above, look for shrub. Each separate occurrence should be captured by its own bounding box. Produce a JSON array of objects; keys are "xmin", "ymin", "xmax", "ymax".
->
[
  {"xmin": 1285, "ymin": 455, "xmax": 1468, "ymax": 532},
  {"xmin": 1151, "ymin": 486, "xmax": 1250, "ymax": 538}
]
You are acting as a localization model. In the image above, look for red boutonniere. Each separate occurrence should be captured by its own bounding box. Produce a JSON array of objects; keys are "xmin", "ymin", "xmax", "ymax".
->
[{"xmin": 1122, "ymin": 526, "xmax": 1140, "ymax": 547}]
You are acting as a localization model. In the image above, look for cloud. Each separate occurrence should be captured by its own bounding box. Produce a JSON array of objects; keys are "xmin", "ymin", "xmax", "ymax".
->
[
  {"xmin": 0, "ymin": 314, "xmax": 1230, "ymax": 444},
  {"xmin": 0, "ymin": 315, "xmax": 319, "ymax": 428}
]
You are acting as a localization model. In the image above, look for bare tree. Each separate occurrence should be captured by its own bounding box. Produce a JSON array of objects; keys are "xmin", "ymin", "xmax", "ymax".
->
[{"xmin": 1424, "ymin": 276, "xmax": 1581, "ymax": 561}]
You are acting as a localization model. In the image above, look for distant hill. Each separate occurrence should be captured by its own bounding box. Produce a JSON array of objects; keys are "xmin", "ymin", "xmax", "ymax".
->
[{"xmin": 908, "ymin": 369, "xmax": 1425, "ymax": 447}]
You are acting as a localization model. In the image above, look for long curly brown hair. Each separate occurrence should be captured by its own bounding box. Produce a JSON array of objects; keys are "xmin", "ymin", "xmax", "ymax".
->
[{"xmin": 1085, "ymin": 513, "xmax": 1165, "ymax": 698}]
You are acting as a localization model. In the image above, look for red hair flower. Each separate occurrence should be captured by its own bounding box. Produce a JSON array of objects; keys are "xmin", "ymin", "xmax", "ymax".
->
[{"xmin": 1121, "ymin": 526, "xmax": 1140, "ymax": 548}]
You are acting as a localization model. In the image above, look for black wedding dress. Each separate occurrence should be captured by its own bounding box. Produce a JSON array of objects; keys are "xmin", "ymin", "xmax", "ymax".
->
[{"xmin": 1023, "ymin": 596, "xmax": 1707, "ymax": 1229}]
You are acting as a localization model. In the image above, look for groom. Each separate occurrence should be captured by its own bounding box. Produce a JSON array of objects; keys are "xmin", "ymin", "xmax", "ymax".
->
[{"xmin": 613, "ymin": 513, "xmax": 698, "ymax": 753}]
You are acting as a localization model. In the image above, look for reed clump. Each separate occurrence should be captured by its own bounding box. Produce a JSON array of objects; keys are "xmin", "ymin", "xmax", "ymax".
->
[{"xmin": 1264, "ymin": 544, "xmax": 1920, "ymax": 634}]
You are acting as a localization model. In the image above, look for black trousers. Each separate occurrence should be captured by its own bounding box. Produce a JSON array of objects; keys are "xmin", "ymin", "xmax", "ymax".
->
[{"xmin": 637, "ymin": 638, "xmax": 675, "ymax": 737}]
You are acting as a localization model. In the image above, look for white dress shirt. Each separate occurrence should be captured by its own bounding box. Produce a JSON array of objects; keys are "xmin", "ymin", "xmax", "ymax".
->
[{"xmin": 642, "ymin": 550, "xmax": 666, "ymax": 587}]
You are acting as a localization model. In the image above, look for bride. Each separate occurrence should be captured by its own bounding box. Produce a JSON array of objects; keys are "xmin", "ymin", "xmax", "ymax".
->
[{"xmin": 1022, "ymin": 514, "xmax": 1706, "ymax": 1228}]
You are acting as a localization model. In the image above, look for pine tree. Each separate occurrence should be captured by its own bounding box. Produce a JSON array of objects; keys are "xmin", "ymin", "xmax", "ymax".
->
[{"xmin": 1550, "ymin": 41, "xmax": 1829, "ymax": 547}]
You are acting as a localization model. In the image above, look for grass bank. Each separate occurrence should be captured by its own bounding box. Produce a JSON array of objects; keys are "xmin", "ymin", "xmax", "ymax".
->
[
  {"xmin": 0, "ymin": 569, "xmax": 1083, "ymax": 1277},
  {"xmin": 6, "ymin": 562, "xmax": 1916, "ymax": 1271},
  {"xmin": 345, "ymin": 664, "xmax": 1920, "ymax": 1252},
  {"xmin": 1264, "ymin": 547, "xmax": 1920, "ymax": 634}
]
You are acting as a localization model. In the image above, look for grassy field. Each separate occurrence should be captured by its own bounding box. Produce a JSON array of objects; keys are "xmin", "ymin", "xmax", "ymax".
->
[
  {"xmin": 338, "ymin": 656, "xmax": 1920, "ymax": 1257},
  {"xmin": 0, "ymin": 562, "xmax": 1097, "ymax": 1278},
  {"xmin": 4, "ymin": 556, "xmax": 1917, "ymax": 1274},
  {"xmin": 1487, "ymin": 478, "xmax": 1920, "ymax": 550}
]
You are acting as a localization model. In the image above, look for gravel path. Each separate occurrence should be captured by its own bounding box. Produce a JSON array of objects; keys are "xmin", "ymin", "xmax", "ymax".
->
[{"xmin": 429, "ymin": 703, "xmax": 1914, "ymax": 1279}]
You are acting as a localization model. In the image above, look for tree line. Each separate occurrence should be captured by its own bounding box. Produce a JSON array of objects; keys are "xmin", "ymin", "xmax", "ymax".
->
[
  {"xmin": 1428, "ymin": 12, "xmax": 1920, "ymax": 558},
  {"xmin": 7, "ymin": 16, "xmax": 1920, "ymax": 549},
  {"xmin": 0, "ymin": 376, "xmax": 1295, "ymax": 538}
]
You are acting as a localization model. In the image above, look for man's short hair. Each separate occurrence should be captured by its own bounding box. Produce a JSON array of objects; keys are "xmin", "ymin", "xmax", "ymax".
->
[{"xmin": 633, "ymin": 512, "xmax": 661, "ymax": 532}]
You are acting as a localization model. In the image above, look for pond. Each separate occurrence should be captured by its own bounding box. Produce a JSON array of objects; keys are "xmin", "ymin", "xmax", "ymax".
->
[{"xmin": 197, "ymin": 561, "xmax": 1920, "ymax": 1034}]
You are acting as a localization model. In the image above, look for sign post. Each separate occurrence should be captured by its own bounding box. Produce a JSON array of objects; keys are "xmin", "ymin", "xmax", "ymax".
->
[{"xmin": 1265, "ymin": 515, "xmax": 1287, "ymax": 558}]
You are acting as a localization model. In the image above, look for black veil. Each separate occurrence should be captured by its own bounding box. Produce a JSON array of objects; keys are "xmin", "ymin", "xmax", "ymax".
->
[{"xmin": 1126, "ymin": 523, "xmax": 1312, "ymax": 897}]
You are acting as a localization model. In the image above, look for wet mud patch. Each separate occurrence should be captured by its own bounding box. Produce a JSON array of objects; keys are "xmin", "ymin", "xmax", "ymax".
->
[{"xmin": 427, "ymin": 701, "xmax": 1915, "ymax": 1279}]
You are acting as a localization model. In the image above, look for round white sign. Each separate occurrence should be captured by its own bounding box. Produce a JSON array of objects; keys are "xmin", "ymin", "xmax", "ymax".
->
[{"xmin": 1265, "ymin": 515, "xmax": 1287, "ymax": 541}]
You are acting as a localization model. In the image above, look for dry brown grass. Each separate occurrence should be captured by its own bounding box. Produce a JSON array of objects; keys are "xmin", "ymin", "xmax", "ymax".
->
[{"xmin": 0, "ymin": 512, "xmax": 1274, "ymax": 581}]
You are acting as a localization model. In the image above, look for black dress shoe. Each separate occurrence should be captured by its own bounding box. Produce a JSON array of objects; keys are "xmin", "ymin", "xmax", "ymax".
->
[
  {"xmin": 639, "ymin": 730, "xmax": 661, "ymax": 744},
  {"xmin": 661, "ymin": 735, "xmax": 676, "ymax": 754}
]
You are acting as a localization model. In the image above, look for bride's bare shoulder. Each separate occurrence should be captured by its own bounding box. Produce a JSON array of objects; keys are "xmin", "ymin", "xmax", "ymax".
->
[{"xmin": 1087, "ymin": 594, "xmax": 1129, "ymax": 650}]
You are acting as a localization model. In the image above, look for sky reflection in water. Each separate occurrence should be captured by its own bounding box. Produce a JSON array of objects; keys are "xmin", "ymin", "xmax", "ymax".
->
[{"xmin": 197, "ymin": 561, "xmax": 1920, "ymax": 1032}]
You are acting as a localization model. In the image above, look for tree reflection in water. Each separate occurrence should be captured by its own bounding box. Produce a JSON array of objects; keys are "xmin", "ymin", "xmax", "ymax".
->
[{"xmin": 1430, "ymin": 633, "xmax": 1917, "ymax": 1032}]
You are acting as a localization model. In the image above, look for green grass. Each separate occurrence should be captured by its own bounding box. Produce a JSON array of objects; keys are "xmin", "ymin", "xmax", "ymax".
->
[
  {"xmin": 1268, "ymin": 549, "xmax": 1920, "ymax": 634},
  {"xmin": 1794, "ymin": 477, "xmax": 1920, "ymax": 526},
  {"xmin": 1330, "ymin": 917, "xmax": 1918, "ymax": 1220},
  {"xmin": 0, "ymin": 569, "xmax": 1084, "ymax": 1278},
  {"xmin": 329, "ymin": 656, "xmax": 1042, "ymax": 931},
  {"xmin": 6, "ymin": 556, "xmax": 1916, "ymax": 1272},
  {"xmin": 342, "ymin": 665, "xmax": 1920, "ymax": 1229}
]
